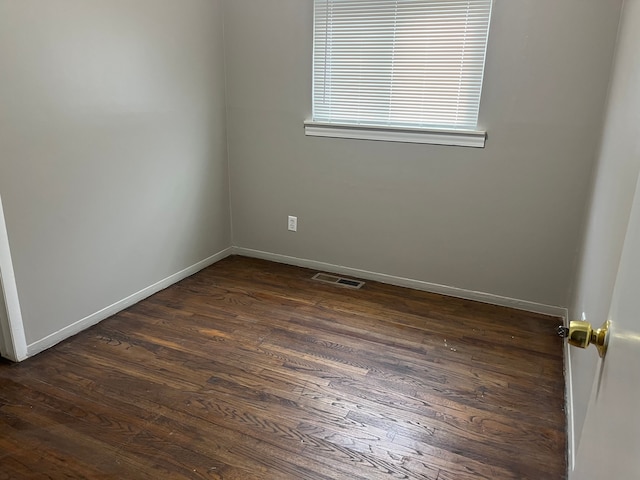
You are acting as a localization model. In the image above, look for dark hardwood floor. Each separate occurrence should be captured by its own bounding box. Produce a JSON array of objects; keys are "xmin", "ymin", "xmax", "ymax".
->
[{"xmin": 0, "ymin": 256, "xmax": 566, "ymax": 479}]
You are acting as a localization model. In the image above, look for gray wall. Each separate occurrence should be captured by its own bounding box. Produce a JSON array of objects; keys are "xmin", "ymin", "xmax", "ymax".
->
[
  {"xmin": 0, "ymin": 0, "xmax": 626, "ymax": 366},
  {"xmin": 224, "ymin": 0, "xmax": 622, "ymax": 308},
  {"xmin": 0, "ymin": 0, "xmax": 231, "ymax": 344},
  {"xmin": 569, "ymin": 0, "xmax": 640, "ymax": 457}
]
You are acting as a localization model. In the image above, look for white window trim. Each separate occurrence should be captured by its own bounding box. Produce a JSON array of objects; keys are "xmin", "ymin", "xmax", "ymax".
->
[{"xmin": 304, "ymin": 121, "xmax": 486, "ymax": 148}]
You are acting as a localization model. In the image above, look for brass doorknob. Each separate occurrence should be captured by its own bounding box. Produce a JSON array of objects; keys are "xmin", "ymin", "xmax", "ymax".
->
[{"xmin": 557, "ymin": 320, "xmax": 610, "ymax": 358}]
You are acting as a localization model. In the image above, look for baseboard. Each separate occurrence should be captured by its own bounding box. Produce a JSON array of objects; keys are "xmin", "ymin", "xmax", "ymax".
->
[
  {"xmin": 26, "ymin": 247, "xmax": 233, "ymax": 357},
  {"xmin": 232, "ymin": 247, "xmax": 568, "ymax": 318}
]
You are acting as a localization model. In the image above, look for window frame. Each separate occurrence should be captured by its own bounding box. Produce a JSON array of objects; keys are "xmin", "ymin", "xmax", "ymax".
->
[{"xmin": 305, "ymin": 0, "xmax": 491, "ymax": 148}]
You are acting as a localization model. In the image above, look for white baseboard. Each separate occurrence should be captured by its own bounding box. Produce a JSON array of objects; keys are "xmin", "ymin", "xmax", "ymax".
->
[
  {"xmin": 232, "ymin": 247, "xmax": 568, "ymax": 318},
  {"xmin": 26, "ymin": 247, "xmax": 233, "ymax": 357}
]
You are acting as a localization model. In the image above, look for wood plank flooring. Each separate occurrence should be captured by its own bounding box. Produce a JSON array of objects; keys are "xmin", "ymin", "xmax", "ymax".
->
[{"xmin": 0, "ymin": 256, "xmax": 567, "ymax": 479}]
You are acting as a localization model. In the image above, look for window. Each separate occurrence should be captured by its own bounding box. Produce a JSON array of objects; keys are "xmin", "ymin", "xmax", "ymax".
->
[{"xmin": 306, "ymin": 0, "xmax": 492, "ymax": 147}]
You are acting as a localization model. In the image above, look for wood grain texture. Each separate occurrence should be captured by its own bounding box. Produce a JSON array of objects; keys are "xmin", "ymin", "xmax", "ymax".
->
[{"xmin": 0, "ymin": 256, "xmax": 566, "ymax": 479}]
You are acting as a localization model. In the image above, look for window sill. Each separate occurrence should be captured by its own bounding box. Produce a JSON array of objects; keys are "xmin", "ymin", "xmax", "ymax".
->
[{"xmin": 304, "ymin": 121, "xmax": 486, "ymax": 148}]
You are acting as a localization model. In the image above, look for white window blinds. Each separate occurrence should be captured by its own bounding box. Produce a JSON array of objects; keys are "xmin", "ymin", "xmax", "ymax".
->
[{"xmin": 312, "ymin": 0, "xmax": 492, "ymax": 131}]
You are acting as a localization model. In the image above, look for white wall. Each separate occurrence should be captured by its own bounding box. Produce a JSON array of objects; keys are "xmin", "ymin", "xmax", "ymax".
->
[
  {"xmin": 0, "ymin": 0, "xmax": 231, "ymax": 346},
  {"xmin": 223, "ymin": 0, "xmax": 621, "ymax": 308},
  {"xmin": 568, "ymin": 0, "xmax": 640, "ymax": 458}
]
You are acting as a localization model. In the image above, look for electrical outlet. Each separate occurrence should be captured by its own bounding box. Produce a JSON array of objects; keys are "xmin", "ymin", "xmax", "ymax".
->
[{"xmin": 288, "ymin": 216, "xmax": 297, "ymax": 232}]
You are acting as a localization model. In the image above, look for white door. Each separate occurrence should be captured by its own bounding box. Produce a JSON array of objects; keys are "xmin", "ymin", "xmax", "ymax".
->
[
  {"xmin": 0, "ymin": 287, "xmax": 8, "ymax": 356},
  {"xmin": 0, "ymin": 195, "xmax": 27, "ymax": 361},
  {"xmin": 0, "ymin": 283, "xmax": 7, "ymax": 357},
  {"xmin": 572, "ymin": 167, "xmax": 640, "ymax": 477}
]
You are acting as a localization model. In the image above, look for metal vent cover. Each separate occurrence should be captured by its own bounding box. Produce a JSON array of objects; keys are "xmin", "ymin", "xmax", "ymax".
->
[{"xmin": 312, "ymin": 273, "xmax": 365, "ymax": 289}]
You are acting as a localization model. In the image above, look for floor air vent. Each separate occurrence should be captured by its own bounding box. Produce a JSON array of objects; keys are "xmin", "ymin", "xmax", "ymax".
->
[{"xmin": 312, "ymin": 273, "xmax": 365, "ymax": 289}]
